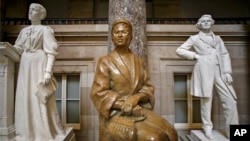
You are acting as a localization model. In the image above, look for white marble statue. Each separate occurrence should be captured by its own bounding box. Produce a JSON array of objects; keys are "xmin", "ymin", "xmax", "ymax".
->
[
  {"xmin": 176, "ymin": 14, "xmax": 239, "ymax": 139},
  {"xmin": 14, "ymin": 3, "xmax": 65, "ymax": 141}
]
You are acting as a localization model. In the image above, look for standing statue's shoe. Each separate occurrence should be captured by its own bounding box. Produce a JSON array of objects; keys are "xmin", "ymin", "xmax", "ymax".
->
[
  {"xmin": 204, "ymin": 129, "xmax": 214, "ymax": 140},
  {"xmin": 225, "ymin": 128, "xmax": 230, "ymax": 139}
]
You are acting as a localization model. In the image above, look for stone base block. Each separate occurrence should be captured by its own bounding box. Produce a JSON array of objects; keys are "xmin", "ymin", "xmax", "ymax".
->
[
  {"xmin": 0, "ymin": 125, "xmax": 16, "ymax": 141},
  {"xmin": 191, "ymin": 130, "xmax": 229, "ymax": 141},
  {"xmin": 0, "ymin": 133, "xmax": 15, "ymax": 141},
  {"xmin": 15, "ymin": 127, "xmax": 76, "ymax": 141},
  {"xmin": 55, "ymin": 127, "xmax": 76, "ymax": 141}
]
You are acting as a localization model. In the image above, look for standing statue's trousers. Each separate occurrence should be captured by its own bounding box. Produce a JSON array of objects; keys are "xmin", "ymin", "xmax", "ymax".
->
[{"xmin": 200, "ymin": 65, "xmax": 239, "ymax": 136}]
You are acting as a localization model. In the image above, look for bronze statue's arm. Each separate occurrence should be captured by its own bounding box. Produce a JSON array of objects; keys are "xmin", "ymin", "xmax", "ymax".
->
[{"xmin": 112, "ymin": 99, "xmax": 124, "ymax": 110}]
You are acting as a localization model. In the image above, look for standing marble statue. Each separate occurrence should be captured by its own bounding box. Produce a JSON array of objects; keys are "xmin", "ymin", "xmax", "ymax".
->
[
  {"xmin": 176, "ymin": 14, "xmax": 239, "ymax": 139},
  {"xmin": 91, "ymin": 18, "xmax": 178, "ymax": 141},
  {"xmin": 14, "ymin": 3, "xmax": 64, "ymax": 141}
]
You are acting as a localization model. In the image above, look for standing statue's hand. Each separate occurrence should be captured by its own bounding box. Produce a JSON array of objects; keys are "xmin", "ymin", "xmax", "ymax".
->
[
  {"xmin": 222, "ymin": 73, "xmax": 233, "ymax": 85},
  {"xmin": 43, "ymin": 72, "xmax": 52, "ymax": 84},
  {"xmin": 194, "ymin": 54, "xmax": 200, "ymax": 60},
  {"xmin": 121, "ymin": 96, "xmax": 139, "ymax": 116}
]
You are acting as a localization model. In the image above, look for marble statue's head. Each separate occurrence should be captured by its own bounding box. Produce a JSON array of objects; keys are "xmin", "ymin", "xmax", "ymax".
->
[
  {"xmin": 196, "ymin": 14, "xmax": 215, "ymax": 30},
  {"xmin": 29, "ymin": 3, "xmax": 47, "ymax": 21},
  {"xmin": 111, "ymin": 18, "xmax": 133, "ymax": 48}
]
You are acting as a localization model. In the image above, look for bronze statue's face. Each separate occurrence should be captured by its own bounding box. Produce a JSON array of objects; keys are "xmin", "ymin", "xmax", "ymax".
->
[{"xmin": 112, "ymin": 23, "xmax": 132, "ymax": 48}]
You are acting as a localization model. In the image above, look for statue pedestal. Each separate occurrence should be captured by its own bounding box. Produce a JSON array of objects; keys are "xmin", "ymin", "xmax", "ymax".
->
[
  {"xmin": 55, "ymin": 127, "xmax": 76, "ymax": 141},
  {"xmin": 191, "ymin": 130, "xmax": 229, "ymax": 141},
  {"xmin": 0, "ymin": 42, "xmax": 20, "ymax": 141},
  {"xmin": 15, "ymin": 127, "xmax": 76, "ymax": 141}
]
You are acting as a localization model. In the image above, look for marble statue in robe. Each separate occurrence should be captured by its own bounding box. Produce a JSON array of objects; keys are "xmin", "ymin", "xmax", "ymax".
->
[
  {"xmin": 91, "ymin": 18, "xmax": 178, "ymax": 141},
  {"xmin": 14, "ymin": 3, "xmax": 64, "ymax": 141}
]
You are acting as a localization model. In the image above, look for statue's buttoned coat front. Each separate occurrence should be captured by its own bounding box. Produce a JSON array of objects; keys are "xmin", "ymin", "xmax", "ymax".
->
[{"xmin": 176, "ymin": 31, "xmax": 236, "ymax": 98}]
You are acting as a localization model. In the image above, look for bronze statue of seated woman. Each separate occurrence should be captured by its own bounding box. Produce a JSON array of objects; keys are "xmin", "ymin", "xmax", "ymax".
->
[{"xmin": 90, "ymin": 18, "xmax": 178, "ymax": 141}]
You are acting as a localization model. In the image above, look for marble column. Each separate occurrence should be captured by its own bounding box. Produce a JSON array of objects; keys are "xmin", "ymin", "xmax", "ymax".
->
[
  {"xmin": 108, "ymin": 0, "xmax": 147, "ymax": 65},
  {"xmin": 0, "ymin": 42, "xmax": 20, "ymax": 141}
]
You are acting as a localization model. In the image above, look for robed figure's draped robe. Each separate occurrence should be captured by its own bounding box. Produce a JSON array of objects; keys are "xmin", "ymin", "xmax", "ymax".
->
[
  {"xmin": 91, "ymin": 50, "xmax": 177, "ymax": 141},
  {"xmin": 14, "ymin": 25, "xmax": 64, "ymax": 141}
]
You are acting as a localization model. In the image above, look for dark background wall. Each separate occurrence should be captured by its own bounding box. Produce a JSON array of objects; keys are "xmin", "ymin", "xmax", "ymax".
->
[{"xmin": 3, "ymin": 0, "xmax": 250, "ymax": 19}]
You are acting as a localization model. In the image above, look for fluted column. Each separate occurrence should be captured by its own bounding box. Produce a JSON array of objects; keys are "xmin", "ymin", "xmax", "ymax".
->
[{"xmin": 108, "ymin": 0, "xmax": 147, "ymax": 65}]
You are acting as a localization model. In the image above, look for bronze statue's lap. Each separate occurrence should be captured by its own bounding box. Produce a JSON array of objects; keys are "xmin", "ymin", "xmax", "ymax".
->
[
  {"xmin": 136, "ymin": 120, "xmax": 169, "ymax": 141},
  {"xmin": 135, "ymin": 109, "xmax": 175, "ymax": 141}
]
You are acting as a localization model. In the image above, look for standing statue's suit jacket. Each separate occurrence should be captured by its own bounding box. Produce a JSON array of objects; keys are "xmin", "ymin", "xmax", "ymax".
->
[{"xmin": 176, "ymin": 31, "xmax": 236, "ymax": 99}]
